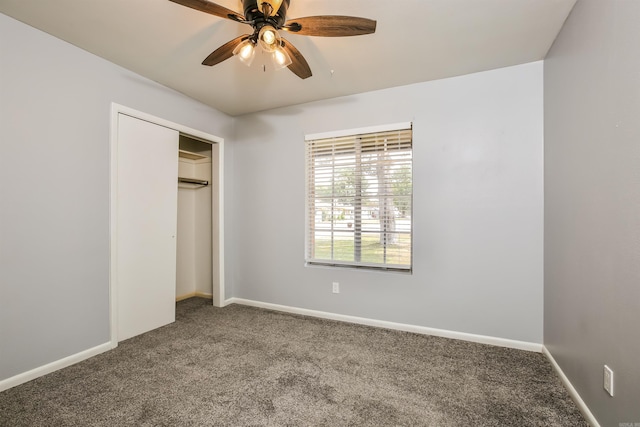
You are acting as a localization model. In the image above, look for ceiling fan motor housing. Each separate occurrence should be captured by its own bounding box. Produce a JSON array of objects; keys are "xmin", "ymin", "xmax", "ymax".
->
[{"xmin": 243, "ymin": 0, "xmax": 289, "ymax": 29}]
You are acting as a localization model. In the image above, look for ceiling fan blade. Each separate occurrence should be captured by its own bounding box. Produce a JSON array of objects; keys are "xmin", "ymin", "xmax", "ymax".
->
[
  {"xmin": 169, "ymin": 0, "xmax": 245, "ymax": 22},
  {"xmin": 283, "ymin": 16, "xmax": 376, "ymax": 37},
  {"xmin": 202, "ymin": 34, "xmax": 250, "ymax": 66},
  {"xmin": 281, "ymin": 38, "xmax": 312, "ymax": 79}
]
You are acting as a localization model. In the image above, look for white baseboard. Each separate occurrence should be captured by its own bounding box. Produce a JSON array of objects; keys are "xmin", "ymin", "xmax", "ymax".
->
[
  {"xmin": 542, "ymin": 346, "xmax": 600, "ymax": 427},
  {"xmin": 225, "ymin": 297, "xmax": 542, "ymax": 352},
  {"xmin": 0, "ymin": 342, "xmax": 114, "ymax": 392}
]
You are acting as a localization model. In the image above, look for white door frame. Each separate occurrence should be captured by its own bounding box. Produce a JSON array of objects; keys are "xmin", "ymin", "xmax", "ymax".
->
[{"xmin": 109, "ymin": 103, "xmax": 225, "ymax": 347}]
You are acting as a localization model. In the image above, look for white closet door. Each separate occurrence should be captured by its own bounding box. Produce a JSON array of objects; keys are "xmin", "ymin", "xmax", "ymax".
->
[{"xmin": 116, "ymin": 114, "xmax": 178, "ymax": 341}]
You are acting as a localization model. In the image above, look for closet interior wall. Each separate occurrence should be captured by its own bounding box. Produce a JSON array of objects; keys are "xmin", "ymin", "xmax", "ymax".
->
[{"xmin": 176, "ymin": 135, "xmax": 217, "ymax": 301}]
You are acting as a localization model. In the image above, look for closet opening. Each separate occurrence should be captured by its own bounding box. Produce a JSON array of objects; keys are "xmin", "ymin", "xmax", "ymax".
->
[{"xmin": 176, "ymin": 135, "xmax": 220, "ymax": 304}]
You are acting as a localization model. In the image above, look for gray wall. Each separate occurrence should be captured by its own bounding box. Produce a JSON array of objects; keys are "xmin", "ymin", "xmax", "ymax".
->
[
  {"xmin": 544, "ymin": 0, "xmax": 640, "ymax": 425},
  {"xmin": 0, "ymin": 14, "xmax": 233, "ymax": 381},
  {"xmin": 230, "ymin": 62, "xmax": 544, "ymax": 343}
]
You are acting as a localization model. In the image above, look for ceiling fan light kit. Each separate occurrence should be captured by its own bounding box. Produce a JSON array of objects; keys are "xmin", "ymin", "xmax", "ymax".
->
[{"xmin": 169, "ymin": 0, "xmax": 377, "ymax": 79}]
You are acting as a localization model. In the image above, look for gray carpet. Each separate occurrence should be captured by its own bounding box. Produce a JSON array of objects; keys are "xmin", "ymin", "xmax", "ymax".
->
[{"xmin": 1, "ymin": 298, "xmax": 586, "ymax": 426}]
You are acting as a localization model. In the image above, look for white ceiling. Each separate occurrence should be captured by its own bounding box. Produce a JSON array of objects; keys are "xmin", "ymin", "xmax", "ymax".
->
[{"xmin": 1, "ymin": 0, "xmax": 576, "ymax": 116}]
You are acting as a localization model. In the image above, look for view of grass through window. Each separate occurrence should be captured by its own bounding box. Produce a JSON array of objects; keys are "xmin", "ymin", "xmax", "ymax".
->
[{"xmin": 313, "ymin": 232, "xmax": 412, "ymax": 265}]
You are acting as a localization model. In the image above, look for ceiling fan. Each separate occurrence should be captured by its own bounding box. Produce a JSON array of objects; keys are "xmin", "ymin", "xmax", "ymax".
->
[{"xmin": 169, "ymin": 0, "xmax": 377, "ymax": 79}]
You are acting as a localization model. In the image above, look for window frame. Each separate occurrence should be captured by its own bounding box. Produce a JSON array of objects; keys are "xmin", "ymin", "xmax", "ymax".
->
[{"xmin": 305, "ymin": 122, "xmax": 413, "ymax": 273}]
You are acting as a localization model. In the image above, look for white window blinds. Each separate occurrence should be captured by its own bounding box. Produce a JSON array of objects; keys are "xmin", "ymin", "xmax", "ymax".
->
[{"xmin": 305, "ymin": 124, "xmax": 413, "ymax": 271}]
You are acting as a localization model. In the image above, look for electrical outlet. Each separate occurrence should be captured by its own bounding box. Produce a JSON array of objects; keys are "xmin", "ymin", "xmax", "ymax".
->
[
  {"xmin": 604, "ymin": 365, "xmax": 614, "ymax": 397},
  {"xmin": 332, "ymin": 282, "xmax": 340, "ymax": 294}
]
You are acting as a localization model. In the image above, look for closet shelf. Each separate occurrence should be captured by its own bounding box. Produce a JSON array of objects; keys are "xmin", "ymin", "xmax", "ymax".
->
[
  {"xmin": 179, "ymin": 149, "xmax": 208, "ymax": 160},
  {"xmin": 178, "ymin": 177, "xmax": 209, "ymax": 186}
]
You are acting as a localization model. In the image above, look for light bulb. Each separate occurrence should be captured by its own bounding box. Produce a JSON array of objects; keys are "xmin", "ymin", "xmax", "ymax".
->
[
  {"xmin": 239, "ymin": 44, "xmax": 253, "ymax": 60},
  {"xmin": 272, "ymin": 45, "xmax": 292, "ymax": 69},
  {"xmin": 232, "ymin": 39, "xmax": 255, "ymax": 66},
  {"xmin": 258, "ymin": 25, "xmax": 281, "ymax": 53},
  {"xmin": 262, "ymin": 30, "xmax": 276, "ymax": 45}
]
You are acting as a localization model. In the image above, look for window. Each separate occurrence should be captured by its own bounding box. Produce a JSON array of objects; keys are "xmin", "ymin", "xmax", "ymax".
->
[{"xmin": 305, "ymin": 123, "xmax": 413, "ymax": 271}]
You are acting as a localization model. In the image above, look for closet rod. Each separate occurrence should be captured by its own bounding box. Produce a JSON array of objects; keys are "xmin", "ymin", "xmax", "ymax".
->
[{"xmin": 178, "ymin": 177, "xmax": 209, "ymax": 186}]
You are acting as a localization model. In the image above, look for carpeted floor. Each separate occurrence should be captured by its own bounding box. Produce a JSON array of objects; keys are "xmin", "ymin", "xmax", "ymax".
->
[{"xmin": 0, "ymin": 298, "xmax": 586, "ymax": 426}]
